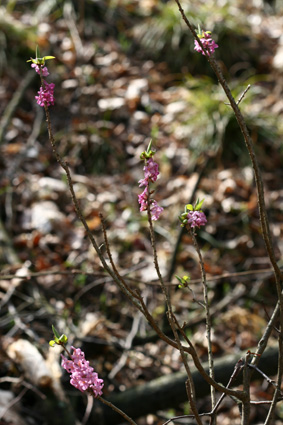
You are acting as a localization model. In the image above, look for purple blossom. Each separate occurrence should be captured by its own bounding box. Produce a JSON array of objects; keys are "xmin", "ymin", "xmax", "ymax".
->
[
  {"xmin": 35, "ymin": 81, "xmax": 55, "ymax": 107},
  {"xmin": 31, "ymin": 63, "xmax": 49, "ymax": 76},
  {"xmin": 138, "ymin": 187, "xmax": 148, "ymax": 211},
  {"xmin": 194, "ymin": 32, "xmax": 218, "ymax": 56},
  {"xmin": 61, "ymin": 346, "xmax": 104, "ymax": 397},
  {"xmin": 138, "ymin": 158, "xmax": 160, "ymax": 187},
  {"xmin": 151, "ymin": 200, "xmax": 164, "ymax": 221},
  {"xmin": 187, "ymin": 210, "xmax": 207, "ymax": 228},
  {"xmin": 138, "ymin": 177, "xmax": 149, "ymax": 188},
  {"xmin": 138, "ymin": 156, "xmax": 163, "ymax": 220},
  {"xmin": 144, "ymin": 158, "xmax": 159, "ymax": 182}
]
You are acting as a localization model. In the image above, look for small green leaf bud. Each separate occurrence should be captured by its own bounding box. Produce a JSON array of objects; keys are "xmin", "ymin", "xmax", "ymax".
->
[{"xmin": 52, "ymin": 325, "xmax": 60, "ymax": 339}]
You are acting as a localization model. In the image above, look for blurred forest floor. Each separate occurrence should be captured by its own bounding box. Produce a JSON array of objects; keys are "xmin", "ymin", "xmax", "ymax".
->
[{"xmin": 0, "ymin": 0, "xmax": 283, "ymax": 424}]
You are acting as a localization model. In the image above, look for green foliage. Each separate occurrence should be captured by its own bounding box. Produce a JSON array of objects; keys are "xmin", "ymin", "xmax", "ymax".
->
[
  {"xmin": 27, "ymin": 45, "xmax": 55, "ymax": 65},
  {"xmin": 175, "ymin": 274, "xmax": 191, "ymax": 288},
  {"xmin": 140, "ymin": 139, "xmax": 156, "ymax": 160},
  {"xmin": 49, "ymin": 325, "xmax": 68, "ymax": 347}
]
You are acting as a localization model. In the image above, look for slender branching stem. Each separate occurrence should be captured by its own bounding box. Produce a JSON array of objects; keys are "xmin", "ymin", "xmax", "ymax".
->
[
  {"xmin": 168, "ymin": 313, "xmax": 203, "ymax": 425},
  {"xmin": 99, "ymin": 212, "xmax": 141, "ymax": 301},
  {"xmin": 173, "ymin": 3, "xmax": 283, "ymax": 420},
  {"xmin": 173, "ymin": 0, "xmax": 283, "ymax": 287},
  {"xmin": 241, "ymin": 353, "xmax": 251, "ymax": 425},
  {"xmin": 189, "ymin": 229, "xmax": 216, "ymax": 411},
  {"xmin": 40, "ymin": 75, "xmax": 143, "ymax": 313},
  {"xmin": 97, "ymin": 396, "xmax": 138, "ymax": 425},
  {"xmin": 146, "ymin": 182, "xmax": 172, "ymax": 315}
]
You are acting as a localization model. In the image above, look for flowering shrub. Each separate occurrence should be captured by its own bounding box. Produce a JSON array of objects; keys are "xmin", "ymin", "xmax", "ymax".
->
[
  {"xmin": 194, "ymin": 31, "xmax": 218, "ymax": 56},
  {"xmin": 61, "ymin": 346, "xmax": 104, "ymax": 397},
  {"xmin": 32, "ymin": 8, "xmax": 281, "ymax": 418}
]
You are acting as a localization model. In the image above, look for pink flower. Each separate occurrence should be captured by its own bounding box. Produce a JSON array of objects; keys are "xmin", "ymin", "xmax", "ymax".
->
[
  {"xmin": 144, "ymin": 158, "xmax": 159, "ymax": 182},
  {"xmin": 138, "ymin": 177, "xmax": 149, "ymax": 188},
  {"xmin": 151, "ymin": 200, "xmax": 163, "ymax": 221},
  {"xmin": 187, "ymin": 211, "xmax": 207, "ymax": 228},
  {"xmin": 31, "ymin": 63, "xmax": 49, "ymax": 76},
  {"xmin": 35, "ymin": 81, "xmax": 55, "ymax": 107},
  {"xmin": 138, "ymin": 158, "xmax": 160, "ymax": 187},
  {"xmin": 194, "ymin": 32, "xmax": 218, "ymax": 56},
  {"xmin": 61, "ymin": 346, "xmax": 104, "ymax": 397},
  {"xmin": 138, "ymin": 187, "xmax": 148, "ymax": 211},
  {"xmin": 138, "ymin": 156, "xmax": 163, "ymax": 220}
]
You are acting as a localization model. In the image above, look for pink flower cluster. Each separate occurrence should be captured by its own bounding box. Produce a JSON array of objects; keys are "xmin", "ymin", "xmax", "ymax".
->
[
  {"xmin": 35, "ymin": 81, "xmax": 55, "ymax": 107},
  {"xmin": 194, "ymin": 32, "xmax": 219, "ymax": 56},
  {"xmin": 31, "ymin": 63, "xmax": 49, "ymax": 76},
  {"xmin": 32, "ymin": 63, "xmax": 55, "ymax": 107},
  {"xmin": 138, "ymin": 158, "xmax": 163, "ymax": 220},
  {"xmin": 187, "ymin": 211, "xmax": 207, "ymax": 228},
  {"xmin": 61, "ymin": 346, "xmax": 104, "ymax": 397}
]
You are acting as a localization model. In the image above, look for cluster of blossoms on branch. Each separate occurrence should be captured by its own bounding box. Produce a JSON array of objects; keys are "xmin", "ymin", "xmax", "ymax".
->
[
  {"xmin": 28, "ymin": 51, "xmax": 55, "ymax": 107},
  {"xmin": 31, "ymin": 63, "xmax": 49, "ymax": 77},
  {"xmin": 179, "ymin": 199, "xmax": 207, "ymax": 229},
  {"xmin": 61, "ymin": 346, "xmax": 104, "ymax": 397},
  {"xmin": 34, "ymin": 80, "xmax": 55, "ymax": 107},
  {"xmin": 187, "ymin": 210, "xmax": 207, "ymax": 228},
  {"xmin": 138, "ymin": 153, "xmax": 163, "ymax": 221},
  {"xmin": 194, "ymin": 31, "xmax": 218, "ymax": 56}
]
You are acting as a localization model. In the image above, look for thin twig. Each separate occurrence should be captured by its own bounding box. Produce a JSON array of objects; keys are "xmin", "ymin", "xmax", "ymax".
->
[
  {"xmin": 189, "ymin": 228, "xmax": 216, "ymax": 411},
  {"xmin": 173, "ymin": 314, "xmax": 245, "ymax": 400},
  {"xmin": 97, "ymin": 396, "xmax": 138, "ymax": 425},
  {"xmin": 161, "ymin": 359, "xmax": 244, "ymax": 424},
  {"xmin": 224, "ymin": 84, "xmax": 251, "ymax": 107},
  {"xmin": 39, "ymin": 73, "xmax": 142, "ymax": 314},
  {"xmin": 173, "ymin": 0, "xmax": 283, "ymax": 291},
  {"xmin": 241, "ymin": 352, "xmax": 251, "ymax": 425},
  {"xmin": 99, "ymin": 212, "xmax": 141, "ymax": 301},
  {"xmin": 248, "ymin": 364, "xmax": 283, "ymax": 396},
  {"xmin": 173, "ymin": 4, "xmax": 283, "ymax": 422},
  {"xmin": 146, "ymin": 182, "xmax": 171, "ymax": 312},
  {"xmin": 0, "ymin": 265, "xmax": 279, "ymax": 283},
  {"xmin": 167, "ymin": 312, "xmax": 203, "ymax": 425},
  {"xmin": 166, "ymin": 155, "xmax": 211, "ymax": 282},
  {"xmin": 237, "ymin": 84, "xmax": 251, "ymax": 105}
]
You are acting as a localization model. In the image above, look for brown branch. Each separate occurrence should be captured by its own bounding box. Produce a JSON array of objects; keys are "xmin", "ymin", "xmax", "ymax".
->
[
  {"xmin": 146, "ymin": 183, "xmax": 171, "ymax": 314},
  {"xmin": 99, "ymin": 212, "xmax": 141, "ymax": 301},
  {"xmin": 97, "ymin": 396, "xmax": 138, "ymax": 425},
  {"xmin": 241, "ymin": 353, "xmax": 251, "ymax": 425},
  {"xmin": 173, "ymin": 0, "xmax": 283, "ymax": 289},
  {"xmin": 189, "ymin": 228, "xmax": 216, "ymax": 410},
  {"xmin": 172, "ymin": 6, "xmax": 283, "ymax": 420},
  {"xmin": 39, "ymin": 74, "xmax": 143, "ymax": 313},
  {"xmin": 167, "ymin": 312, "xmax": 203, "ymax": 425}
]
